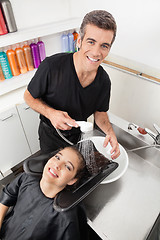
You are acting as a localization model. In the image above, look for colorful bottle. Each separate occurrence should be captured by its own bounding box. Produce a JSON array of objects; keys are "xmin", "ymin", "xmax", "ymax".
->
[
  {"xmin": 0, "ymin": 63, "xmax": 5, "ymax": 81},
  {"xmin": 6, "ymin": 47, "xmax": 20, "ymax": 76},
  {"xmin": 0, "ymin": 49, "xmax": 12, "ymax": 79},
  {"xmin": 0, "ymin": 7, "xmax": 8, "ymax": 35},
  {"xmin": 68, "ymin": 33, "xmax": 74, "ymax": 53},
  {"xmin": 30, "ymin": 41, "xmax": 41, "ymax": 68},
  {"xmin": 22, "ymin": 42, "xmax": 34, "ymax": 71},
  {"xmin": 15, "ymin": 44, "xmax": 28, "ymax": 74},
  {"xmin": 0, "ymin": 0, "xmax": 17, "ymax": 33},
  {"xmin": 37, "ymin": 40, "xmax": 46, "ymax": 62},
  {"xmin": 73, "ymin": 31, "xmax": 78, "ymax": 52},
  {"xmin": 61, "ymin": 33, "xmax": 69, "ymax": 52}
]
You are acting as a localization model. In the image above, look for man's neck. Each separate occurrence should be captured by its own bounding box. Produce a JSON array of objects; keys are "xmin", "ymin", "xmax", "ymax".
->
[{"xmin": 73, "ymin": 52, "xmax": 98, "ymax": 88}]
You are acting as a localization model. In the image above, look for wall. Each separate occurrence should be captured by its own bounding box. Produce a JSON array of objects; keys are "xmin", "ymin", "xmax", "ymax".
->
[
  {"xmin": 69, "ymin": 0, "xmax": 160, "ymax": 78},
  {"xmin": 103, "ymin": 64, "xmax": 160, "ymax": 132},
  {"xmin": 10, "ymin": 0, "xmax": 71, "ymax": 29}
]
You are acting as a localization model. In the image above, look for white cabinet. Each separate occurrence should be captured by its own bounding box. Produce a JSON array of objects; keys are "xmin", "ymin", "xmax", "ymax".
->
[
  {"xmin": 0, "ymin": 106, "xmax": 31, "ymax": 175},
  {"xmin": 16, "ymin": 102, "xmax": 40, "ymax": 154}
]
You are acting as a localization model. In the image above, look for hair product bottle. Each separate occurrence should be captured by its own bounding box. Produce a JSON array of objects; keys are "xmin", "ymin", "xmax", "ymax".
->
[
  {"xmin": 73, "ymin": 31, "xmax": 78, "ymax": 52},
  {"xmin": 6, "ymin": 46, "xmax": 20, "ymax": 76},
  {"xmin": 61, "ymin": 33, "xmax": 69, "ymax": 52},
  {"xmin": 37, "ymin": 40, "xmax": 46, "ymax": 62},
  {"xmin": 22, "ymin": 42, "xmax": 34, "ymax": 71},
  {"xmin": 0, "ymin": 63, "xmax": 5, "ymax": 81},
  {"xmin": 0, "ymin": 0, "xmax": 17, "ymax": 33},
  {"xmin": 15, "ymin": 44, "xmax": 28, "ymax": 74},
  {"xmin": 68, "ymin": 32, "xmax": 74, "ymax": 53},
  {"xmin": 0, "ymin": 7, "xmax": 8, "ymax": 35},
  {"xmin": 0, "ymin": 49, "xmax": 12, "ymax": 79},
  {"xmin": 30, "ymin": 40, "xmax": 41, "ymax": 68}
]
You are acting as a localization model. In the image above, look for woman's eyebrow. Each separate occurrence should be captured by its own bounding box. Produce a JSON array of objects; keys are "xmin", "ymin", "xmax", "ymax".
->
[
  {"xmin": 59, "ymin": 152, "xmax": 74, "ymax": 170},
  {"xmin": 67, "ymin": 161, "xmax": 74, "ymax": 170}
]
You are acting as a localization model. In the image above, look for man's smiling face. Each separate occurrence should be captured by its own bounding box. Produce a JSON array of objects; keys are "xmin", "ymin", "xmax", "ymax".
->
[{"xmin": 77, "ymin": 24, "xmax": 114, "ymax": 72}]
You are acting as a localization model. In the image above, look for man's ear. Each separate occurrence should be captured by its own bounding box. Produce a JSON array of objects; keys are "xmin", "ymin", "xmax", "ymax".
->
[
  {"xmin": 67, "ymin": 178, "xmax": 78, "ymax": 186},
  {"xmin": 76, "ymin": 34, "xmax": 81, "ymax": 49}
]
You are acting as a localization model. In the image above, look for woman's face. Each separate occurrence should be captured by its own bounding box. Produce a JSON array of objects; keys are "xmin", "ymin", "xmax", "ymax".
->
[{"xmin": 42, "ymin": 148, "xmax": 80, "ymax": 188}]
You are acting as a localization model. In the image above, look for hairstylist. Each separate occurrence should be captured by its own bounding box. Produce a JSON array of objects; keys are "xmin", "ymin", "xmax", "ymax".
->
[{"xmin": 24, "ymin": 10, "xmax": 120, "ymax": 159}]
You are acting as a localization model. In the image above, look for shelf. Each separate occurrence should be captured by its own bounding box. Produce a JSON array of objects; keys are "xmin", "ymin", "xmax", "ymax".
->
[
  {"xmin": 0, "ymin": 18, "xmax": 81, "ymax": 48},
  {"xmin": 0, "ymin": 69, "xmax": 36, "ymax": 96}
]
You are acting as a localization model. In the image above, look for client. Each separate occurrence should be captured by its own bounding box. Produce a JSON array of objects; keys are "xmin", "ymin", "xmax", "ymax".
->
[{"xmin": 0, "ymin": 146, "xmax": 88, "ymax": 240}]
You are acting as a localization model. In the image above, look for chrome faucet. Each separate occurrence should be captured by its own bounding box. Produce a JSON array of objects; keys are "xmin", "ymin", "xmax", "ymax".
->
[
  {"xmin": 128, "ymin": 123, "xmax": 160, "ymax": 145},
  {"xmin": 145, "ymin": 124, "xmax": 160, "ymax": 145}
]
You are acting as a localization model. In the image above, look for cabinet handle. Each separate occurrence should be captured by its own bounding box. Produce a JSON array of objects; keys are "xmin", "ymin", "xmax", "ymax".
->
[
  {"xmin": 0, "ymin": 170, "xmax": 4, "ymax": 177},
  {"xmin": 0, "ymin": 114, "xmax": 14, "ymax": 121},
  {"xmin": 24, "ymin": 106, "xmax": 30, "ymax": 110}
]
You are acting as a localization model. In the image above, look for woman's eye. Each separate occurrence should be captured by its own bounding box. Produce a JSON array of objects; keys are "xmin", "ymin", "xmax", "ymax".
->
[
  {"xmin": 65, "ymin": 165, "xmax": 71, "ymax": 171},
  {"xmin": 55, "ymin": 155, "xmax": 60, "ymax": 160}
]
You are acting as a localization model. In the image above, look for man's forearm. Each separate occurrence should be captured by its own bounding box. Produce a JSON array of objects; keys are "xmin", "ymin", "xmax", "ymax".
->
[
  {"xmin": 94, "ymin": 111, "xmax": 113, "ymax": 135},
  {"xmin": 0, "ymin": 203, "xmax": 9, "ymax": 229},
  {"xmin": 24, "ymin": 89, "xmax": 77, "ymax": 130},
  {"xmin": 24, "ymin": 89, "xmax": 55, "ymax": 120}
]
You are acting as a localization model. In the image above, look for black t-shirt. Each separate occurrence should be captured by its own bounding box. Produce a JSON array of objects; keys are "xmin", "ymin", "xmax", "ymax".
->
[
  {"xmin": 28, "ymin": 53, "xmax": 111, "ymax": 128},
  {"xmin": 0, "ymin": 173, "xmax": 88, "ymax": 240}
]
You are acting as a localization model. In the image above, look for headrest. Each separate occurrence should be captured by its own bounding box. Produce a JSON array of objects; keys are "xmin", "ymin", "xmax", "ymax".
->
[{"xmin": 23, "ymin": 151, "xmax": 57, "ymax": 176}]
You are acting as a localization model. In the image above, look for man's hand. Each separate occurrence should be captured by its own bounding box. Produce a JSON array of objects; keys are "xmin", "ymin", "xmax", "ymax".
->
[
  {"xmin": 24, "ymin": 89, "xmax": 78, "ymax": 131},
  {"xmin": 94, "ymin": 111, "xmax": 120, "ymax": 159},
  {"xmin": 48, "ymin": 109, "xmax": 79, "ymax": 130},
  {"xmin": 103, "ymin": 132, "xmax": 120, "ymax": 159}
]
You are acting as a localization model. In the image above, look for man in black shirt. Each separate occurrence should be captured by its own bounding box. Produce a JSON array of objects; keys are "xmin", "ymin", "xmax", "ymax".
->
[{"xmin": 24, "ymin": 10, "xmax": 120, "ymax": 159}]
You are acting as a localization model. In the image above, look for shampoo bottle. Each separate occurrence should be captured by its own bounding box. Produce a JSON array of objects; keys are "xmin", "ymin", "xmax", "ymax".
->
[
  {"xmin": 73, "ymin": 31, "xmax": 78, "ymax": 52},
  {"xmin": 0, "ymin": 0, "xmax": 17, "ymax": 33},
  {"xmin": 6, "ymin": 46, "xmax": 20, "ymax": 76},
  {"xmin": 15, "ymin": 44, "xmax": 28, "ymax": 74},
  {"xmin": 0, "ymin": 63, "xmax": 5, "ymax": 81},
  {"xmin": 61, "ymin": 33, "xmax": 69, "ymax": 52},
  {"xmin": 22, "ymin": 42, "xmax": 34, "ymax": 71},
  {"xmin": 0, "ymin": 7, "xmax": 8, "ymax": 35},
  {"xmin": 37, "ymin": 39, "xmax": 46, "ymax": 62},
  {"xmin": 30, "ymin": 40, "xmax": 41, "ymax": 68},
  {"xmin": 0, "ymin": 48, "xmax": 12, "ymax": 79},
  {"xmin": 68, "ymin": 32, "xmax": 74, "ymax": 53}
]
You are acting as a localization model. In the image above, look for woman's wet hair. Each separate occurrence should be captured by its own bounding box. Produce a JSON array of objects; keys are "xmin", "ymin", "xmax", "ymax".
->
[{"xmin": 80, "ymin": 10, "xmax": 117, "ymax": 45}]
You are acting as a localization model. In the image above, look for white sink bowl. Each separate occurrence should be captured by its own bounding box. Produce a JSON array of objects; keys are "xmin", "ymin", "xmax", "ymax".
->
[{"xmin": 86, "ymin": 136, "xmax": 129, "ymax": 184}]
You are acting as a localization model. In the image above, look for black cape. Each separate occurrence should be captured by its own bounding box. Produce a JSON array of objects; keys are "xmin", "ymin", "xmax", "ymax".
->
[{"xmin": 0, "ymin": 173, "xmax": 88, "ymax": 240}]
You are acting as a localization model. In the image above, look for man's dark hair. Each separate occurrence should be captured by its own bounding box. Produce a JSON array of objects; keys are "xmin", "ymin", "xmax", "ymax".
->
[{"xmin": 80, "ymin": 10, "xmax": 117, "ymax": 45}]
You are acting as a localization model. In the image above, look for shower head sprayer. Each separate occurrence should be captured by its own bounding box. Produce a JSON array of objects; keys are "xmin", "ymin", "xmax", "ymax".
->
[
  {"xmin": 56, "ymin": 121, "xmax": 93, "ymax": 146},
  {"xmin": 76, "ymin": 121, "xmax": 93, "ymax": 133}
]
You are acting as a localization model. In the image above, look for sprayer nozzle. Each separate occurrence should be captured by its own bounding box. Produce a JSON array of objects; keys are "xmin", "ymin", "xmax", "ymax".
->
[{"xmin": 76, "ymin": 121, "xmax": 93, "ymax": 133}]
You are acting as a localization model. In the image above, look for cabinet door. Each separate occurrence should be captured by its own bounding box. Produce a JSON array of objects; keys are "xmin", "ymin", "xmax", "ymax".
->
[
  {"xmin": 0, "ymin": 107, "xmax": 31, "ymax": 174},
  {"xmin": 16, "ymin": 103, "xmax": 40, "ymax": 154}
]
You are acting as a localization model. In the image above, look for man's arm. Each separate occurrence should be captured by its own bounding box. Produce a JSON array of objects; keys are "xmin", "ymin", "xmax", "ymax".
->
[
  {"xmin": 24, "ymin": 89, "xmax": 78, "ymax": 130},
  {"xmin": 94, "ymin": 111, "xmax": 120, "ymax": 159},
  {"xmin": 0, "ymin": 203, "xmax": 9, "ymax": 229}
]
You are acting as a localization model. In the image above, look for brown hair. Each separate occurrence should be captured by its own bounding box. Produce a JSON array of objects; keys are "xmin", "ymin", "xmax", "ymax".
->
[{"xmin": 80, "ymin": 10, "xmax": 117, "ymax": 45}]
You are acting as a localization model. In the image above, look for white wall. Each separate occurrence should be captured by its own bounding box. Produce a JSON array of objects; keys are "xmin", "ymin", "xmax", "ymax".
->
[
  {"xmin": 103, "ymin": 64, "xmax": 160, "ymax": 132},
  {"xmin": 10, "ymin": 0, "xmax": 71, "ymax": 29},
  {"xmin": 69, "ymin": 0, "xmax": 160, "ymax": 78}
]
